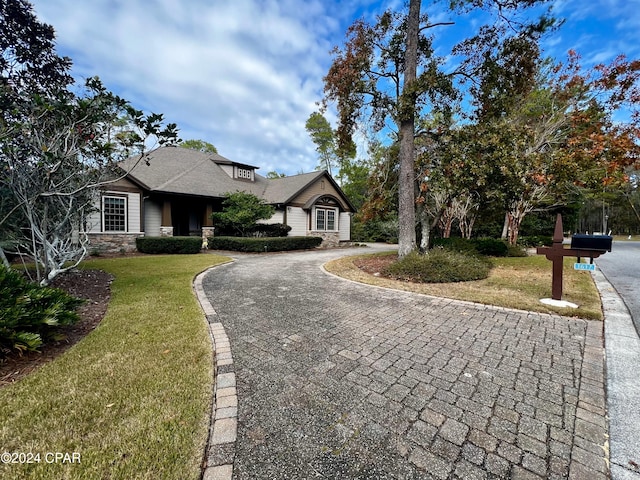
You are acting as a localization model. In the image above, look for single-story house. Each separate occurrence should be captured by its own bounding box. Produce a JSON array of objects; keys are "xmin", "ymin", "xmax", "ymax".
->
[{"xmin": 86, "ymin": 146, "xmax": 356, "ymax": 252}]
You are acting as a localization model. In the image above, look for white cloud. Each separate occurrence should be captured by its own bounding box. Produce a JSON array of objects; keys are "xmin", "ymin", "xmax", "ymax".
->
[
  {"xmin": 30, "ymin": 0, "xmax": 365, "ymax": 175},
  {"xmin": 27, "ymin": 0, "xmax": 640, "ymax": 176}
]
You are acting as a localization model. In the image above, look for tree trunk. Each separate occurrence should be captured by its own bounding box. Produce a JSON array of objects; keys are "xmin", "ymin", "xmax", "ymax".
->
[
  {"xmin": 397, "ymin": 0, "xmax": 421, "ymax": 258},
  {"xmin": 507, "ymin": 211, "xmax": 527, "ymax": 245},
  {"xmin": 465, "ymin": 216, "xmax": 476, "ymax": 239},
  {"xmin": 417, "ymin": 203, "xmax": 430, "ymax": 252},
  {"xmin": 501, "ymin": 212, "xmax": 509, "ymax": 240}
]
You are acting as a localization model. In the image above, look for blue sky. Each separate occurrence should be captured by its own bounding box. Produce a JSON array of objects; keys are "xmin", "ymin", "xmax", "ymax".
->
[{"xmin": 28, "ymin": 0, "xmax": 640, "ymax": 175}]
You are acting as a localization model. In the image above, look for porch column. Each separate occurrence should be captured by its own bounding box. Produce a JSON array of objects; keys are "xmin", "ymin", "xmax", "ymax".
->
[
  {"xmin": 202, "ymin": 203, "xmax": 215, "ymax": 245},
  {"xmin": 160, "ymin": 200, "xmax": 173, "ymax": 237},
  {"xmin": 203, "ymin": 204, "xmax": 214, "ymax": 227}
]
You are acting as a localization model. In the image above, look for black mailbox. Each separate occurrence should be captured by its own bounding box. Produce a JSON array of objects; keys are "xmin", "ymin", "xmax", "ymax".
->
[{"xmin": 570, "ymin": 234, "xmax": 613, "ymax": 252}]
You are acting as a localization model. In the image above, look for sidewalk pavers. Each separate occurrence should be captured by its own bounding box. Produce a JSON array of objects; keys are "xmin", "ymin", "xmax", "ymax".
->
[{"xmin": 200, "ymin": 247, "xmax": 609, "ymax": 479}]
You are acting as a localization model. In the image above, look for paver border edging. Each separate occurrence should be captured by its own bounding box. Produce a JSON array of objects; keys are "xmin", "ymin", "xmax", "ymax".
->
[{"xmin": 193, "ymin": 262, "xmax": 237, "ymax": 480}]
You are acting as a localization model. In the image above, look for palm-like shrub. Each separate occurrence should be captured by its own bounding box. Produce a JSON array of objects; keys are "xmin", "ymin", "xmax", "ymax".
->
[{"xmin": 0, "ymin": 266, "xmax": 82, "ymax": 355}]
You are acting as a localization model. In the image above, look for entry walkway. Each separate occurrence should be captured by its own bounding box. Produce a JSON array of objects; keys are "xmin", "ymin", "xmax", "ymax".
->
[{"xmin": 200, "ymin": 245, "xmax": 608, "ymax": 479}]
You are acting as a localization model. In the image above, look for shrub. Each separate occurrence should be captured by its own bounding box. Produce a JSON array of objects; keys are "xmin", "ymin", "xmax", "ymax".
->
[
  {"xmin": 383, "ymin": 249, "xmax": 492, "ymax": 283},
  {"xmin": 432, "ymin": 237, "xmax": 477, "ymax": 254},
  {"xmin": 208, "ymin": 236, "xmax": 322, "ymax": 252},
  {"xmin": 518, "ymin": 235, "xmax": 553, "ymax": 247},
  {"xmin": 351, "ymin": 217, "xmax": 398, "ymax": 243},
  {"xmin": 0, "ymin": 266, "xmax": 82, "ymax": 355},
  {"xmin": 0, "ymin": 240, "xmax": 19, "ymax": 262},
  {"xmin": 432, "ymin": 237, "xmax": 508, "ymax": 257},
  {"xmin": 211, "ymin": 192, "xmax": 275, "ymax": 236},
  {"xmin": 473, "ymin": 238, "xmax": 509, "ymax": 257},
  {"xmin": 506, "ymin": 244, "xmax": 528, "ymax": 257},
  {"xmin": 136, "ymin": 236, "xmax": 202, "ymax": 254},
  {"xmin": 250, "ymin": 223, "xmax": 292, "ymax": 237}
]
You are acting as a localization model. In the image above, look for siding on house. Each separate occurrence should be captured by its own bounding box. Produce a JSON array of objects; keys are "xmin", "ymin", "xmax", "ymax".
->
[
  {"xmin": 289, "ymin": 177, "xmax": 348, "ymax": 209},
  {"xmin": 86, "ymin": 190, "xmax": 142, "ymax": 234},
  {"xmin": 127, "ymin": 192, "xmax": 142, "ymax": 232},
  {"xmin": 218, "ymin": 164, "xmax": 233, "ymax": 178},
  {"xmin": 286, "ymin": 207, "xmax": 307, "ymax": 236},
  {"xmin": 259, "ymin": 210, "xmax": 284, "ymax": 225},
  {"xmin": 339, "ymin": 212, "xmax": 351, "ymax": 241},
  {"xmin": 86, "ymin": 205, "xmax": 101, "ymax": 234},
  {"xmin": 144, "ymin": 199, "xmax": 162, "ymax": 237}
]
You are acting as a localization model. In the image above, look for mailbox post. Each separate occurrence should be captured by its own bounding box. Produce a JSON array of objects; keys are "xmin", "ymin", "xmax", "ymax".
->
[{"xmin": 536, "ymin": 214, "xmax": 612, "ymax": 302}]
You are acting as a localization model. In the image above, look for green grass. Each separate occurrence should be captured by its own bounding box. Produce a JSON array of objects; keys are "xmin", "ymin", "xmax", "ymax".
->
[
  {"xmin": 0, "ymin": 254, "xmax": 231, "ymax": 480},
  {"xmin": 326, "ymin": 252, "xmax": 603, "ymax": 320}
]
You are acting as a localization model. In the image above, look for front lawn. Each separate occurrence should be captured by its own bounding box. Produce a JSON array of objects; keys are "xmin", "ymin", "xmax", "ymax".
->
[
  {"xmin": 0, "ymin": 254, "xmax": 230, "ymax": 480},
  {"xmin": 326, "ymin": 252, "xmax": 603, "ymax": 320}
]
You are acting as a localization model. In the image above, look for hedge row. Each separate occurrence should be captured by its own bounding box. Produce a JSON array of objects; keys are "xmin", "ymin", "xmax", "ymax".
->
[
  {"xmin": 136, "ymin": 236, "xmax": 202, "ymax": 254},
  {"xmin": 1, "ymin": 266, "xmax": 82, "ymax": 355},
  {"xmin": 208, "ymin": 236, "xmax": 322, "ymax": 252},
  {"xmin": 214, "ymin": 223, "xmax": 292, "ymax": 237}
]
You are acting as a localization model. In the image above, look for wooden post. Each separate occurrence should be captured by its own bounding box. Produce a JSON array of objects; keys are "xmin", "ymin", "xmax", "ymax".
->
[
  {"xmin": 537, "ymin": 214, "xmax": 606, "ymax": 302},
  {"xmin": 550, "ymin": 214, "xmax": 565, "ymax": 300}
]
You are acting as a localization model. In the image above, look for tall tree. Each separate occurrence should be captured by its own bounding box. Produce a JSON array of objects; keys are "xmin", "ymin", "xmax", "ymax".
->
[
  {"xmin": 324, "ymin": 0, "xmax": 555, "ymax": 256},
  {"xmin": 305, "ymin": 111, "xmax": 337, "ymax": 174}
]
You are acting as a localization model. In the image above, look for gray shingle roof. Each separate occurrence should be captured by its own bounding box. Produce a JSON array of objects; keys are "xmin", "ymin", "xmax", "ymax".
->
[
  {"xmin": 119, "ymin": 147, "xmax": 352, "ymax": 208},
  {"xmin": 120, "ymin": 147, "xmax": 267, "ymax": 198}
]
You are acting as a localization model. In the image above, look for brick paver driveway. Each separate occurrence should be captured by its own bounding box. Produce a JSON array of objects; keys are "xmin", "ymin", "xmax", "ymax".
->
[{"xmin": 202, "ymin": 246, "xmax": 608, "ymax": 479}]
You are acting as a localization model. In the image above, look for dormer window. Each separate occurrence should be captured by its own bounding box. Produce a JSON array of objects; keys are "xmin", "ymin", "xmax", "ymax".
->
[{"xmin": 235, "ymin": 166, "xmax": 254, "ymax": 181}]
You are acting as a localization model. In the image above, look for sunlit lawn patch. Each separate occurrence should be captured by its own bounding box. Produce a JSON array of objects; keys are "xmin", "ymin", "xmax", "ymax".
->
[{"xmin": 0, "ymin": 254, "xmax": 231, "ymax": 480}]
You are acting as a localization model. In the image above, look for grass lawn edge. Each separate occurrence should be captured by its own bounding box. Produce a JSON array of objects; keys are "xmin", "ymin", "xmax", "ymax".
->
[{"xmin": 0, "ymin": 253, "xmax": 232, "ymax": 480}]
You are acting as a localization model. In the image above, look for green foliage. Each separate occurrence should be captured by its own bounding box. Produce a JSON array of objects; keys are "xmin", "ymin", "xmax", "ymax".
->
[
  {"xmin": 251, "ymin": 223, "xmax": 292, "ymax": 237},
  {"xmin": 517, "ymin": 235, "xmax": 553, "ymax": 247},
  {"xmin": 383, "ymin": 249, "xmax": 492, "ymax": 283},
  {"xmin": 506, "ymin": 244, "xmax": 528, "ymax": 257},
  {"xmin": 213, "ymin": 222, "xmax": 291, "ymax": 238},
  {"xmin": 351, "ymin": 217, "xmax": 399, "ymax": 243},
  {"xmin": 432, "ymin": 237, "xmax": 509, "ymax": 257},
  {"xmin": 0, "ymin": 265, "xmax": 82, "ymax": 355},
  {"xmin": 135, "ymin": 236, "xmax": 202, "ymax": 254},
  {"xmin": 473, "ymin": 238, "xmax": 509, "ymax": 257},
  {"xmin": 211, "ymin": 192, "xmax": 275, "ymax": 237},
  {"xmin": 208, "ymin": 236, "xmax": 322, "ymax": 252},
  {"xmin": 180, "ymin": 139, "xmax": 218, "ymax": 154},
  {"xmin": 306, "ymin": 111, "xmax": 338, "ymax": 173}
]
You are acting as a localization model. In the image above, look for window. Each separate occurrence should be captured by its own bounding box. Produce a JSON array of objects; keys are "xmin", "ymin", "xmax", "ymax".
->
[
  {"xmin": 237, "ymin": 168, "xmax": 252, "ymax": 180},
  {"xmin": 316, "ymin": 209, "xmax": 325, "ymax": 230},
  {"xmin": 315, "ymin": 207, "xmax": 337, "ymax": 231},
  {"xmin": 102, "ymin": 195, "xmax": 127, "ymax": 232},
  {"xmin": 327, "ymin": 209, "xmax": 335, "ymax": 230}
]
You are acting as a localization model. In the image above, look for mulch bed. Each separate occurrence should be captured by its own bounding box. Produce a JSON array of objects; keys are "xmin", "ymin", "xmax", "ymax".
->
[
  {"xmin": 0, "ymin": 269, "xmax": 113, "ymax": 388},
  {"xmin": 353, "ymin": 254, "xmax": 397, "ymax": 276}
]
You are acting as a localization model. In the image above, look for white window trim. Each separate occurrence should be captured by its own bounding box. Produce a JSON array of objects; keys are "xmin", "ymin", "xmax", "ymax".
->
[
  {"xmin": 313, "ymin": 206, "xmax": 338, "ymax": 232},
  {"xmin": 235, "ymin": 166, "xmax": 254, "ymax": 181},
  {"xmin": 102, "ymin": 194, "xmax": 128, "ymax": 233}
]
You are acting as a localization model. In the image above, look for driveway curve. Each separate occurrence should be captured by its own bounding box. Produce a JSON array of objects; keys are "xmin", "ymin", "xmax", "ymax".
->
[{"xmin": 201, "ymin": 245, "xmax": 607, "ymax": 480}]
